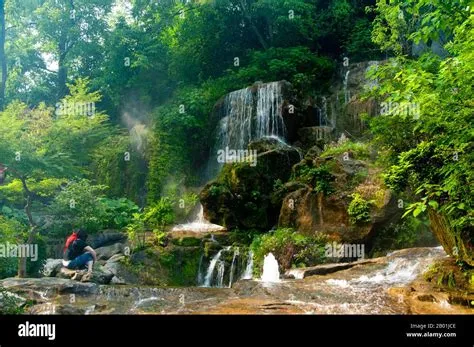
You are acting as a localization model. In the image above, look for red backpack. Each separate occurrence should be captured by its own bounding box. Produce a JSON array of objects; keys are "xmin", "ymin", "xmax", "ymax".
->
[{"xmin": 63, "ymin": 231, "xmax": 78, "ymax": 253}]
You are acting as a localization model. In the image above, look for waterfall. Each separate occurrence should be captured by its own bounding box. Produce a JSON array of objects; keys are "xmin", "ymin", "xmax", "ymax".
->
[
  {"xmin": 216, "ymin": 261, "xmax": 225, "ymax": 288},
  {"xmin": 228, "ymin": 248, "xmax": 239, "ymax": 288},
  {"xmin": 241, "ymin": 250, "xmax": 254, "ymax": 280},
  {"xmin": 196, "ymin": 254, "xmax": 204, "ymax": 284},
  {"xmin": 201, "ymin": 247, "xmax": 254, "ymax": 287},
  {"xmin": 202, "ymin": 246, "xmax": 230, "ymax": 287},
  {"xmin": 256, "ymin": 82, "xmax": 286, "ymax": 140},
  {"xmin": 171, "ymin": 203, "xmax": 225, "ymax": 233},
  {"xmin": 215, "ymin": 82, "xmax": 287, "ymax": 154},
  {"xmin": 218, "ymin": 87, "xmax": 254, "ymax": 150},
  {"xmin": 261, "ymin": 253, "xmax": 280, "ymax": 283},
  {"xmin": 344, "ymin": 70, "xmax": 351, "ymax": 104}
]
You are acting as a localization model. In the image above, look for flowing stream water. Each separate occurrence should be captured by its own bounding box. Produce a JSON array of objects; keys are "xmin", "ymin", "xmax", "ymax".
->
[{"xmin": 21, "ymin": 246, "xmax": 460, "ymax": 315}]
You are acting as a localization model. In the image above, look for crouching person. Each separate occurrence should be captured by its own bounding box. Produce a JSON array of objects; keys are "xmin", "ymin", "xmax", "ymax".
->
[{"xmin": 62, "ymin": 228, "xmax": 97, "ymax": 281}]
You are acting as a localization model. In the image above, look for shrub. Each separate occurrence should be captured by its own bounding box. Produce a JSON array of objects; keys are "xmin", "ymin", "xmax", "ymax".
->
[
  {"xmin": 348, "ymin": 193, "xmax": 372, "ymax": 224},
  {"xmin": 99, "ymin": 197, "xmax": 140, "ymax": 229},
  {"xmin": 49, "ymin": 180, "xmax": 139, "ymax": 235},
  {"xmin": 143, "ymin": 197, "xmax": 175, "ymax": 228},
  {"xmin": 0, "ymin": 216, "xmax": 26, "ymax": 279},
  {"xmin": 321, "ymin": 141, "xmax": 370, "ymax": 160},
  {"xmin": 250, "ymin": 228, "xmax": 328, "ymax": 275},
  {"xmin": 292, "ymin": 164, "xmax": 334, "ymax": 194},
  {"xmin": 0, "ymin": 287, "xmax": 25, "ymax": 314}
]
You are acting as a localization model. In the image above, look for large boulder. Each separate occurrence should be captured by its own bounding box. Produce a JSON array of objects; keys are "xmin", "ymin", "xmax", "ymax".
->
[
  {"xmin": 297, "ymin": 126, "xmax": 333, "ymax": 149},
  {"xmin": 279, "ymin": 154, "xmax": 401, "ymax": 246},
  {"xmin": 95, "ymin": 243, "xmax": 124, "ymax": 261},
  {"xmin": 42, "ymin": 258, "xmax": 63, "ymax": 277},
  {"xmin": 0, "ymin": 278, "xmax": 99, "ymax": 297},
  {"xmin": 57, "ymin": 264, "xmax": 114, "ymax": 284},
  {"xmin": 201, "ymin": 137, "xmax": 301, "ymax": 230},
  {"xmin": 89, "ymin": 230, "xmax": 127, "ymax": 249}
]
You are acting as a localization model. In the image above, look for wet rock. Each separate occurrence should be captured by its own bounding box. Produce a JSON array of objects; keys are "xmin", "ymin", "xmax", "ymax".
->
[
  {"xmin": 107, "ymin": 254, "xmax": 125, "ymax": 263},
  {"xmin": 56, "ymin": 304, "xmax": 87, "ymax": 315},
  {"xmin": 42, "ymin": 259, "xmax": 63, "ymax": 277},
  {"xmin": 103, "ymin": 259, "xmax": 139, "ymax": 285},
  {"xmin": 110, "ymin": 276, "xmax": 126, "ymax": 285},
  {"xmin": 284, "ymin": 259, "xmax": 377, "ymax": 279},
  {"xmin": 95, "ymin": 243, "xmax": 124, "ymax": 261},
  {"xmin": 416, "ymin": 294, "xmax": 437, "ymax": 302},
  {"xmin": 0, "ymin": 278, "xmax": 99, "ymax": 297},
  {"xmin": 57, "ymin": 265, "xmax": 114, "ymax": 285},
  {"xmin": 305, "ymin": 145, "xmax": 323, "ymax": 159},
  {"xmin": 297, "ymin": 126, "xmax": 333, "ymax": 149},
  {"xmin": 89, "ymin": 265, "xmax": 114, "ymax": 284}
]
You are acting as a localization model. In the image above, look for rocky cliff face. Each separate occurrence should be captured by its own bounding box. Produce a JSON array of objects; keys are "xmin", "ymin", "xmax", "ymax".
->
[
  {"xmin": 201, "ymin": 137, "xmax": 301, "ymax": 230},
  {"xmin": 278, "ymin": 153, "xmax": 401, "ymax": 246}
]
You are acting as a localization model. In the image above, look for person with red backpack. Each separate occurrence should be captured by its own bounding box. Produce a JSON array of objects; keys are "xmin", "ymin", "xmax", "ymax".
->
[{"xmin": 62, "ymin": 229, "xmax": 97, "ymax": 281}]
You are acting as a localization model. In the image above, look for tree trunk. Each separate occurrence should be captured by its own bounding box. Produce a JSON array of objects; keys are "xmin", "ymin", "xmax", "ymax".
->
[
  {"xmin": 57, "ymin": 48, "xmax": 68, "ymax": 99},
  {"xmin": 238, "ymin": 0, "xmax": 268, "ymax": 50},
  {"xmin": 17, "ymin": 177, "xmax": 37, "ymax": 278},
  {"xmin": 0, "ymin": 0, "xmax": 7, "ymax": 110}
]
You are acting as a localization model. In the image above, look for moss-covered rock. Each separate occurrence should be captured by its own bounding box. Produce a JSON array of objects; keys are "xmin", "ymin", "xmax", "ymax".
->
[
  {"xmin": 279, "ymin": 154, "xmax": 401, "ymax": 248},
  {"xmin": 201, "ymin": 137, "xmax": 300, "ymax": 230},
  {"xmin": 118, "ymin": 244, "xmax": 203, "ymax": 286}
]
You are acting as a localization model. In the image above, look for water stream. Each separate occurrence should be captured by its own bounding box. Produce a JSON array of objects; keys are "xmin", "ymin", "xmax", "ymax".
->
[{"xmin": 22, "ymin": 247, "xmax": 468, "ymax": 315}]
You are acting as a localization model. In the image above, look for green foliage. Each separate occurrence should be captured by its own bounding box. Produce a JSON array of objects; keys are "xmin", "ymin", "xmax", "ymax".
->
[
  {"xmin": 367, "ymin": 2, "xmax": 473, "ymax": 238},
  {"xmin": 321, "ymin": 141, "xmax": 370, "ymax": 160},
  {"xmin": 230, "ymin": 47, "xmax": 335, "ymax": 93},
  {"xmin": 49, "ymin": 179, "xmax": 108, "ymax": 234},
  {"xmin": 0, "ymin": 215, "xmax": 26, "ymax": 278},
  {"xmin": 174, "ymin": 192, "xmax": 199, "ymax": 222},
  {"xmin": 91, "ymin": 133, "xmax": 147, "ymax": 204},
  {"xmin": 0, "ymin": 178, "xmax": 64, "ymax": 206},
  {"xmin": 250, "ymin": 228, "xmax": 328, "ymax": 274},
  {"xmin": 371, "ymin": 215, "xmax": 436, "ymax": 256},
  {"xmin": 0, "ymin": 287, "xmax": 25, "ymax": 314},
  {"xmin": 98, "ymin": 197, "xmax": 140, "ymax": 229},
  {"xmin": 370, "ymin": 0, "xmax": 470, "ymax": 55},
  {"xmin": 348, "ymin": 193, "xmax": 372, "ymax": 224},
  {"xmin": 125, "ymin": 212, "xmax": 146, "ymax": 250},
  {"xmin": 49, "ymin": 179, "xmax": 139, "ymax": 234},
  {"xmin": 292, "ymin": 164, "xmax": 334, "ymax": 195},
  {"xmin": 142, "ymin": 197, "xmax": 175, "ymax": 229}
]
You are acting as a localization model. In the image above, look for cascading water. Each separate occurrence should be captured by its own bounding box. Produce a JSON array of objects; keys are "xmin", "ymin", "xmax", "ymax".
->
[
  {"xmin": 216, "ymin": 261, "xmax": 225, "ymax": 288},
  {"xmin": 343, "ymin": 70, "xmax": 351, "ymax": 104},
  {"xmin": 256, "ymin": 82, "xmax": 286, "ymax": 140},
  {"xmin": 215, "ymin": 82, "xmax": 287, "ymax": 155},
  {"xmin": 241, "ymin": 250, "xmax": 254, "ymax": 280},
  {"xmin": 202, "ymin": 247, "xmax": 229, "ymax": 287},
  {"xmin": 200, "ymin": 246, "xmax": 252, "ymax": 288},
  {"xmin": 196, "ymin": 254, "xmax": 204, "ymax": 284},
  {"xmin": 261, "ymin": 253, "xmax": 280, "ymax": 283},
  {"xmin": 228, "ymin": 248, "xmax": 239, "ymax": 288},
  {"xmin": 171, "ymin": 203, "xmax": 225, "ymax": 233}
]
